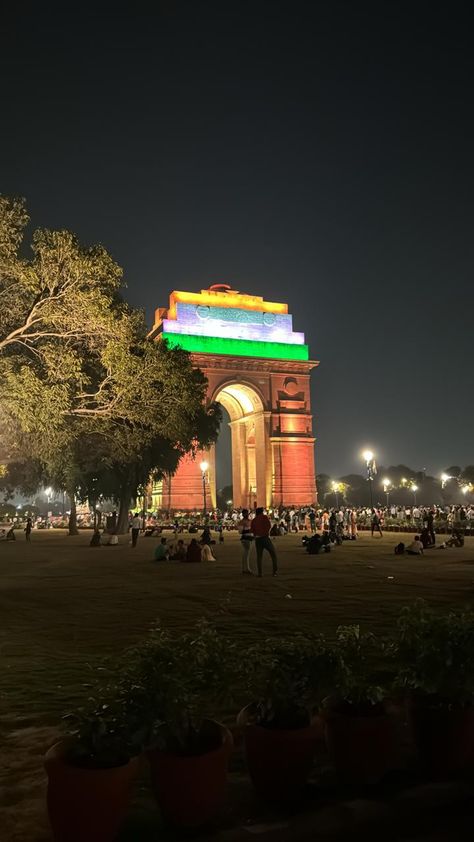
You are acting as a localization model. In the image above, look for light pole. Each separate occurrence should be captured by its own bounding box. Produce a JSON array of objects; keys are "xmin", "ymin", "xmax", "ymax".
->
[
  {"xmin": 200, "ymin": 460, "xmax": 209, "ymax": 519},
  {"xmin": 382, "ymin": 478, "xmax": 391, "ymax": 509},
  {"xmin": 331, "ymin": 481, "xmax": 340, "ymax": 509},
  {"xmin": 363, "ymin": 450, "xmax": 376, "ymax": 509},
  {"xmin": 411, "ymin": 484, "xmax": 418, "ymax": 507}
]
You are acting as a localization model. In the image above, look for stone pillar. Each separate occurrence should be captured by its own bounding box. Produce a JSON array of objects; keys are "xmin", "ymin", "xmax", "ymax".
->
[
  {"xmin": 229, "ymin": 419, "xmax": 247, "ymax": 508},
  {"xmin": 270, "ymin": 436, "xmax": 316, "ymax": 506},
  {"xmin": 254, "ymin": 411, "xmax": 272, "ymax": 508}
]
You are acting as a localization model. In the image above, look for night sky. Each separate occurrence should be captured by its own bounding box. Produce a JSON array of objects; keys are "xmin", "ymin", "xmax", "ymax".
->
[{"xmin": 2, "ymin": 2, "xmax": 472, "ymax": 482}]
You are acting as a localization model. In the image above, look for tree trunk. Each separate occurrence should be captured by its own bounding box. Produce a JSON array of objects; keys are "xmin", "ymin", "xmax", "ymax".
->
[
  {"xmin": 68, "ymin": 495, "xmax": 79, "ymax": 536},
  {"xmin": 116, "ymin": 489, "xmax": 131, "ymax": 534}
]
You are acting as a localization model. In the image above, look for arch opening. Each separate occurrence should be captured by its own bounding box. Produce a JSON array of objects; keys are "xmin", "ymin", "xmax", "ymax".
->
[{"xmin": 211, "ymin": 382, "xmax": 267, "ymax": 510}]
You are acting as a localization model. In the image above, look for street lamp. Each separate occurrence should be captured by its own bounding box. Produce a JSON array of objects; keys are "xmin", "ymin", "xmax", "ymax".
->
[
  {"xmin": 200, "ymin": 460, "xmax": 209, "ymax": 518},
  {"xmin": 411, "ymin": 483, "xmax": 418, "ymax": 506},
  {"xmin": 441, "ymin": 473, "xmax": 451, "ymax": 488},
  {"xmin": 331, "ymin": 481, "xmax": 341, "ymax": 509},
  {"xmin": 382, "ymin": 478, "xmax": 391, "ymax": 509},
  {"xmin": 362, "ymin": 450, "xmax": 376, "ymax": 509}
]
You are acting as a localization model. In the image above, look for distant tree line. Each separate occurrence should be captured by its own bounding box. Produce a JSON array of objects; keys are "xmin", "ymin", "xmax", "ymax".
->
[{"xmin": 318, "ymin": 465, "xmax": 474, "ymax": 508}]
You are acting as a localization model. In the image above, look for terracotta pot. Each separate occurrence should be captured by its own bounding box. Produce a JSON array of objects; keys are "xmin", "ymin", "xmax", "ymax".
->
[
  {"xmin": 411, "ymin": 698, "xmax": 474, "ymax": 776},
  {"xmin": 45, "ymin": 741, "xmax": 138, "ymax": 842},
  {"xmin": 241, "ymin": 706, "xmax": 323, "ymax": 801},
  {"xmin": 324, "ymin": 707, "xmax": 398, "ymax": 785},
  {"xmin": 148, "ymin": 721, "xmax": 233, "ymax": 827}
]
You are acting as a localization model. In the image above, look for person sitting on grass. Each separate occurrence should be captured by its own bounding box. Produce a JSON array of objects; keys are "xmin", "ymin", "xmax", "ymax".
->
[
  {"xmin": 6, "ymin": 527, "xmax": 15, "ymax": 541},
  {"xmin": 201, "ymin": 543, "xmax": 216, "ymax": 562},
  {"xmin": 185, "ymin": 538, "xmax": 202, "ymax": 563},
  {"xmin": 154, "ymin": 537, "xmax": 169, "ymax": 561},
  {"xmin": 170, "ymin": 539, "xmax": 187, "ymax": 561},
  {"xmin": 445, "ymin": 531, "xmax": 465, "ymax": 548},
  {"xmin": 406, "ymin": 535, "xmax": 424, "ymax": 555},
  {"xmin": 90, "ymin": 529, "xmax": 101, "ymax": 547}
]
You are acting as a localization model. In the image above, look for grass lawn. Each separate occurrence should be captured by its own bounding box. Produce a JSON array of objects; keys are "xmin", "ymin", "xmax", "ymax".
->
[{"xmin": 1, "ymin": 529, "xmax": 474, "ymax": 840}]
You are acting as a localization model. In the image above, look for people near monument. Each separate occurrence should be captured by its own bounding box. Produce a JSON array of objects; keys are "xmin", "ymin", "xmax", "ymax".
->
[
  {"xmin": 201, "ymin": 543, "xmax": 216, "ymax": 561},
  {"xmin": 25, "ymin": 517, "xmax": 32, "ymax": 542},
  {"xmin": 130, "ymin": 513, "xmax": 141, "ymax": 547},
  {"xmin": 251, "ymin": 507, "xmax": 278, "ymax": 577},
  {"xmin": 406, "ymin": 536, "xmax": 424, "ymax": 555},
  {"xmin": 371, "ymin": 510, "xmax": 383, "ymax": 537},
  {"xmin": 238, "ymin": 508, "xmax": 254, "ymax": 575},
  {"xmin": 154, "ymin": 537, "xmax": 169, "ymax": 561}
]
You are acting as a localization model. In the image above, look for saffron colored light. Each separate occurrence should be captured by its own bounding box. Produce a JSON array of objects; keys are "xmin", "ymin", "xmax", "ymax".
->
[
  {"xmin": 168, "ymin": 289, "xmax": 288, "ymax": 320},
  {"xmin": 161, "ymin": 332, "xmax": 310, "ymax": 361}
]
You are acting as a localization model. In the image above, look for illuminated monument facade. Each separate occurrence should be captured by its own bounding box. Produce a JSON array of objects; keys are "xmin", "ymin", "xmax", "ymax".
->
[{"xmin": 151, "ymin": 285, "xmax": 318, "ymax": 510}]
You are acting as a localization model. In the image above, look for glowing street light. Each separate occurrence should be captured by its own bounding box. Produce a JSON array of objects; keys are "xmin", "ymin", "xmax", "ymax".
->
[
  {"xmin": 382, "ymin": 478, "xmax": 391, "ymax": 508},
  {"xmin": 441, "ymin": 473, "xmax": 451, "ymax": 488},
  {"xmin": 411, "ymin": 483, "xmax": 418, "ymax": 506},
  {"xmin": 200, "ymin": 459, "xmax": 209, "ymax": 517},
  {"xmin": 362, "ymin": 449, "xmax": 376, "ymax": 509},
  {"xmin": 331, "ymin": 480, "xmax": 341, "ymax": 508}
]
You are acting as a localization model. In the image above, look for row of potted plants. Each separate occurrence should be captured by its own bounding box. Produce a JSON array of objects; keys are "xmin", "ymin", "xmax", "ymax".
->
[{"xmin": 45, "ymin": 602, "xmax": 474, "ymax": 841}]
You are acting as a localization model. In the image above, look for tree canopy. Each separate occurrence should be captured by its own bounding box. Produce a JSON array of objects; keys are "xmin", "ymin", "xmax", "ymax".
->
[{"xmin": 0, "ymin": 196, "xmax": 221, "ymax": 531}]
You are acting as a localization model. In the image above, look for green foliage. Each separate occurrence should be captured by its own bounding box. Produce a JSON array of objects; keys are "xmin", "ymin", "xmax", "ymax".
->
[
  {"xmin": 0, "ymin": 196, "xmax": 221, "ymax": 515},
  {"xmin": 245, "ymin": 635, "xmax": 336, "ymax": 728},
  {"xmin": 396, "ymin": 600, "xmax": 474, "ymax": 704},
  {"xmin": 328, "ymin": 625, "xmax": 394, "ymax": 710},
  {"xmin": 118, "ymin": 621, "xmax": 240, "ymax": 755}
]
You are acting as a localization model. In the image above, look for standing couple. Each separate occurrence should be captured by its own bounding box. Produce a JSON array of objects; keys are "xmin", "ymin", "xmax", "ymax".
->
[{"xmin": 239, "ymin": 508, "xmax": 278, "ymax": 578}]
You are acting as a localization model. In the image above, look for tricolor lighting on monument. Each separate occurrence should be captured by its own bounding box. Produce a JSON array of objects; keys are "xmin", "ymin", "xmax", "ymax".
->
[{"xmin": 152, "ymin": 284, "xmax": 309, "ymax": 361}]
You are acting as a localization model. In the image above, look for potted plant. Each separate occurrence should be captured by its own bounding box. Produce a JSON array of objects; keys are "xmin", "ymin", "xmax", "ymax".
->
[
  {"xmin": 138, "ymin": 622, "xmax": 235, "ymax": 828},
  {"xmin": 396, "ymin": 601, "xmax": 474, "ymax": 776},
  {"xmin": 322, "ymin": 625, "xmax": 398, "ymax": 786},
  {"xmin": 45, "ymin": 682, "xmax": 143, "ymax": 842},
  {"xmin": 239, "ymin": 635, "xmax": 333, "ymax": 802}
]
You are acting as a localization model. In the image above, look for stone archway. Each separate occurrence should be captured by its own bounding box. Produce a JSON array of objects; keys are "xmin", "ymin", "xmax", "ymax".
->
[{"xmin": 210, "ymin": 382, "xmax": 269, "ymax": 510}]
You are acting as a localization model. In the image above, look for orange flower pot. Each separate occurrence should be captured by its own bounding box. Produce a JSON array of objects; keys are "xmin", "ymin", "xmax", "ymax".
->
[
  {"xmin": 148, "ymin": 722, "xmax": 233, "ymax": 827},
  {"xmin": 45, "ymin": 740, "xmax": 138, "ymax": 842}
]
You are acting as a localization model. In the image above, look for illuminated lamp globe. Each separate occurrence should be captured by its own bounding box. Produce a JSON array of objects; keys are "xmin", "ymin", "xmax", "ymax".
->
[
  {"xmin": 441, "ymin": 473, "xmax": 450, "ymax": 483},
  {"xmin": 363, "ymin": 450, "xmax": 374, "ymax": 462},
  {"xmin": 412, "ymin": 484, "xmax": 418, "ymax": 492},
  {"xmin": 200, "ymin": 460, "xmax": 209, "ymax": 474}
]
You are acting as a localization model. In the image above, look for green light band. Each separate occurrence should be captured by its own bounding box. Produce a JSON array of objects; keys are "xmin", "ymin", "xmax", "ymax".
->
[{"xmin": 162, "ymin": 332, "xmax": 309, "ymax": 361}]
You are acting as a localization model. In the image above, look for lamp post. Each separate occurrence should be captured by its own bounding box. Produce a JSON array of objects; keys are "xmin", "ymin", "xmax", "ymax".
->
[
  {"xmin": 200, "ymin": 460, "xmax": 209, "ymax": 519},
  {"xmin": 331, "ymin": 481, "xmax": 340, "ymax": 509},
  {"xmin": 382, "ymin": 478, "xmax": 391, "ymax": 509},
  {"xmin": 363, "ymin": 450, "xmax": 376, "ymax": 509},
  {"xmin": 411, "ymin": 484, "xmax": 418, "ymax": 507}
]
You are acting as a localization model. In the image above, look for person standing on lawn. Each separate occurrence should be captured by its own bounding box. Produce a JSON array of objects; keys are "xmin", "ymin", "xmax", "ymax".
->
[
  {"xmin": 25, "ymin": 517, "xmax": 32, "ymax": 542},
  {"xmin": 131, "ymin": 513, "xmax": 141, "ymax": 548},
  {"xmin": 238, "ymin": 508, "xmax": 254, "ymax": 575},
  {"xmin": 371, "ymin": 509, "xmax": 383, "ymax": 538},
  {"xmin": 251, "ymin": 507, "xmax": 278, "ymax": 577}
]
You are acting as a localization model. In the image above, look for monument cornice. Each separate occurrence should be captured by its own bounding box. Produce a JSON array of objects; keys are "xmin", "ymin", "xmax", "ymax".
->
[{"xmin": 190, "ymin": 353, "xmax": 319, "ymax": 374}]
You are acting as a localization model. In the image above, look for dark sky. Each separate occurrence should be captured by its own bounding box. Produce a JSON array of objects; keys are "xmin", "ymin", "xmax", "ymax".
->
[{"xmin": 2, "ymin": 2, "xmax": 472, "ymax": 480}]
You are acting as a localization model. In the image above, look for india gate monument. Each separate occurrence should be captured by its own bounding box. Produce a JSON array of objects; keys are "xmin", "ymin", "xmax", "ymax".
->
[{"xmin": 150, "ymin": 284, "xmax": 318, "ymax": 510}]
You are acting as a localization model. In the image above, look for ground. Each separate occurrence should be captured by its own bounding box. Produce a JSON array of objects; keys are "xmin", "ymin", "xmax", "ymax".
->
[{"xmin": 1, "ymin": 529, "xmax": 474, "ymax": 841}]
